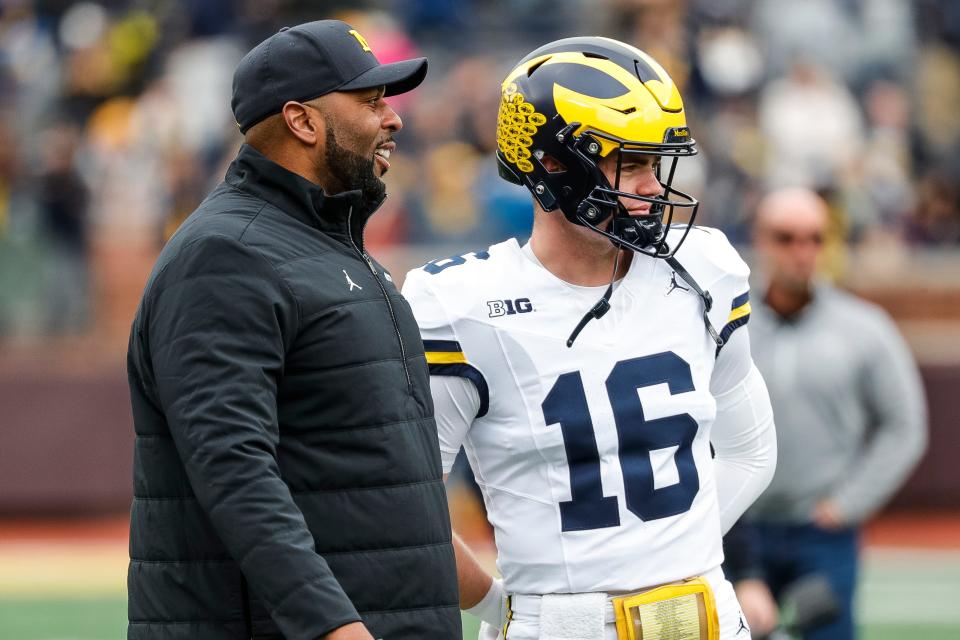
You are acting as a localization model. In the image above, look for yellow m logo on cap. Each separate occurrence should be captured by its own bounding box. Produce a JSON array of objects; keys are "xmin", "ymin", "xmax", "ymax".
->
[{"xmin": 348, "ymin": 29, "xmax": 372, "ymax": 53}]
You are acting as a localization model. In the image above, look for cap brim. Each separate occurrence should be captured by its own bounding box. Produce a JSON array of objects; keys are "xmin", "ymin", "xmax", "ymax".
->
[{"xmin": 339, "ymin": 57, "xmax": 428, "ymax": 97}]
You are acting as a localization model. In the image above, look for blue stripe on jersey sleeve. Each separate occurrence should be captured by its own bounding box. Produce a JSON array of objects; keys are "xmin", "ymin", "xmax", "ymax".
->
[
  {"xmin": 428, "ymin": 362, "xmax": 490, "ymax": 418},
  {"xmin": 716, "ymin": 291, "xmax": 752, "ymax": 356},
  {"xmin": 423, "ymin": 339, "xmax": 463, "ymax": 353}
]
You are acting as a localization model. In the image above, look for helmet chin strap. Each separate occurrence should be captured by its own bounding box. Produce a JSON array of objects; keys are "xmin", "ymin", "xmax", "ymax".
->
[
  {"xmin": 565, "ymin": 235, "xmax": 724, "ymax": 349},
  {"xmin": 566, "ymin": 250, "xmax": 621, "ymax": 348}
]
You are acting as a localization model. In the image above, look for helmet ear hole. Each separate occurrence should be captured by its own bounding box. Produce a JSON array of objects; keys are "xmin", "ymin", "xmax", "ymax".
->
[{"xmin": 540, "ymin": 154, "xmax": 567, "ymax": 173}]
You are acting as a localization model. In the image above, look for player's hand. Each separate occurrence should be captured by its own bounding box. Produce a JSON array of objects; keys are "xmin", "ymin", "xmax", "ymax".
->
[
  {"xmin": 734, "ymin": 578, "xmax": 778, "ymax": 637},
  {"xmin": 321, "ymin": 621, "xmax": 377, "ymax": 640},
  {"xmin": 812, "ymin": 499, "xmax": 844, "ymax": 530}
]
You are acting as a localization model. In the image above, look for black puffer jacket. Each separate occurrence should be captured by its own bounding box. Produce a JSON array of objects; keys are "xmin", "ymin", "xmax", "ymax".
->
[{"xmin": 126, "ymin": 144, "xmax": 460, "ymax": 640}]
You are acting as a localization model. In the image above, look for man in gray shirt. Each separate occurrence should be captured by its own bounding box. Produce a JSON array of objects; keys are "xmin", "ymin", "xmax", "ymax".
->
[{"xmin": 745, "ymin": 187, "xmax": 927, "ymax": 640}]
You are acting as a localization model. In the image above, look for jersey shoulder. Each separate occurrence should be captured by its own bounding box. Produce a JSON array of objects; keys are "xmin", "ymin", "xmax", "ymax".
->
[
  {"xmin": 668, "ymin": 225, "xmax": 750, "ymax": 286},
  {"xmin": 402, "ymin": 238, "xmax": 523, "ymax": 327},
  {"xmin": 667, "ymin": 226, "xmax": 752, "ymax": 347}
]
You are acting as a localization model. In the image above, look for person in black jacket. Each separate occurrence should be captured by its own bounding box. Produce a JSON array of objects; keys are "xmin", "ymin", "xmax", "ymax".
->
[{"xmin": 126, "ymin": 20, "xmax": 460, "ymax": 640}]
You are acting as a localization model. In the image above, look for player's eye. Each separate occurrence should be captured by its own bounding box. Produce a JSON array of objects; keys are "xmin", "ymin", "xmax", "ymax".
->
[{"xmin": 622, "ymin": 155, "xmax": 658, "ymax": 172}]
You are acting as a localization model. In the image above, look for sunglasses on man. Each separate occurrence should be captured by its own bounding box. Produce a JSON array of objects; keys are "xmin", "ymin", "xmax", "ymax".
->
[{"xmin": 769, "ymin": 230, "xmax": 825, "ymax": 246}]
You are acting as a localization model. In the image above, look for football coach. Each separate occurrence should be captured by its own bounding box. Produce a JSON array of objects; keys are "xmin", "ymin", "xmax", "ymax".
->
[{"xmin": 126, "ymin": 20, "xmax": 460, "ymax": 640}]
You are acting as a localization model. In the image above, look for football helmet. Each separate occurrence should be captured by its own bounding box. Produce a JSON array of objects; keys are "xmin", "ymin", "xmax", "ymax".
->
[{"xmin": 496, "ymin": 37, "xmax": 699, "ymax": 258}]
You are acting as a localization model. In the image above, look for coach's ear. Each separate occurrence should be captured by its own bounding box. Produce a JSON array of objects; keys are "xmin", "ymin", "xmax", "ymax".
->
[{"xmin": 281, "ymin": 100, "xmax": 325, "ymax": 146}]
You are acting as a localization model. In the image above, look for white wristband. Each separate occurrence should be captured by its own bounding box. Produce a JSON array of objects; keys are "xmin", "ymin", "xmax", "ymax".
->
[{"xmin": 466, "ymin": 578, "xmax": 506, "ymax": 627}]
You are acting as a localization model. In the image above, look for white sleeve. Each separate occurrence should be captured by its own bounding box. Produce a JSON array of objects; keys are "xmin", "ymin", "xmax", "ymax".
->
[
  {"xmin": 709, "ymin": 325, "xmax": 753, "ymax": 397},
  {"xmin": 711, "ymin": 333, "xmax": 777, "ymax": 534},
  {"xmin": 431, "ymin": 375, "xmax": 480, "ymax": 474}
]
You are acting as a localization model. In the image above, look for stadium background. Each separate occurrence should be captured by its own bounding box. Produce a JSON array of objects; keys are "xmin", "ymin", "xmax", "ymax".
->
[{"xmin": 0, "ymin": 0, "xmax": 958, "ymax": 638}]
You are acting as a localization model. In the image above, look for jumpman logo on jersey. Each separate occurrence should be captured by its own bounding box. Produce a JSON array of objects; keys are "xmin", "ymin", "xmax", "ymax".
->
[
  {"xmin": 736, "ymin": 614, "xmax": 750, "ymax": 635},
  {"xmin": 343, "ymin": 270, "xmax": 362, "ymax": 291},
  {"xmin": 666, "ymin": 271, "xmax": 690, "ymax": 296}
]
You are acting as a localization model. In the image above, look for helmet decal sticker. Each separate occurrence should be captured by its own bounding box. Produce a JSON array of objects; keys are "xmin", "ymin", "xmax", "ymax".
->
[{"xmin": 497, "ymin": 85, "xmax": 546, "ymax": 174}]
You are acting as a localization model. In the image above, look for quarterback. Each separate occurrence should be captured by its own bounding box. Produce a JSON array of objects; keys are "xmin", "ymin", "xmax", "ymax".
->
[{"xmin": 403, "ymin": 38, "xmax": 777, "ymax": 640}]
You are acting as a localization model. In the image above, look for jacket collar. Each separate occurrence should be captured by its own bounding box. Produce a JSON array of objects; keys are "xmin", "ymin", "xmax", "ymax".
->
[{"xmin": 225, "ymin": 144, "xmax": 382, "ymax": 249}]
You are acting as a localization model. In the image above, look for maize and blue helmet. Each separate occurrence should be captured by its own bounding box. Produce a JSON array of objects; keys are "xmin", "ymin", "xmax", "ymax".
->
[{"xmin": 496, "ymin": 36, "xmax": 699, "ymax": 258}]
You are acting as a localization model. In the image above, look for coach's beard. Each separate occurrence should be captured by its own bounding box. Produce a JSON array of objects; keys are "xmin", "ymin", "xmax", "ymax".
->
[{"xmin": 324, "ymin": 127, "xmax": 387, "ymax": 217}]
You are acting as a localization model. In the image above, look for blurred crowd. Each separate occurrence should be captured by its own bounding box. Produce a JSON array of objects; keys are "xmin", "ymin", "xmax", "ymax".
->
[{"xmin": 1, "ymin": 0, "xmax": 959, "ymax": 338}]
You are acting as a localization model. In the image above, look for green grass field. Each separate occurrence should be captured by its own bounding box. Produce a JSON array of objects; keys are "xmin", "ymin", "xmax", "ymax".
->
[
  {"xmin": 1, "ymin": 549, "xmax": 957, "ymax": 639},
  {"xmin": 0, "ymin": 600, "xmax": 958, "ymax": 640}
]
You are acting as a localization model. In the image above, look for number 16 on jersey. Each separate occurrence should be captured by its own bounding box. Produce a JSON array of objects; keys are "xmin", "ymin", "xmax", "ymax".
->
[{"xmin": 542, "ymin": 352, "xmax": 701, "ymax": 532}]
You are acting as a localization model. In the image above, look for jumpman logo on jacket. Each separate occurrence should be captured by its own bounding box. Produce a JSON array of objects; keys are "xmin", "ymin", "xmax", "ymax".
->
[{"xmin": 344, "ymin": 270, "xmax": 362, "ymax": 291}]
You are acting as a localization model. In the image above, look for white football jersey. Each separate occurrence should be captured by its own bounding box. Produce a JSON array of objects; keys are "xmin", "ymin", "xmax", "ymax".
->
[{"xmin": 403, "ymin": 227, "xmax": 752, "ymax": 595}]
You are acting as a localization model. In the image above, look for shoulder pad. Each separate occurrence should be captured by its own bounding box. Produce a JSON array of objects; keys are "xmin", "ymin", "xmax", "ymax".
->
[{"xmin": 668, "ymin": 225, "xmax": 749, "ymax": 286}]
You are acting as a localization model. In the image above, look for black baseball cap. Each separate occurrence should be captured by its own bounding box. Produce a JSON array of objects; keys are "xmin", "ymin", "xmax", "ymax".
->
[{"xmin": 231, "ymin": 20, "xmax": 428, "ymax": 133}]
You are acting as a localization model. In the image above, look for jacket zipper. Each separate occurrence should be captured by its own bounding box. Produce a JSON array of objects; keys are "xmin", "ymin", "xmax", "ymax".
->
[{"xmin": 346, "ymin": 206, "xmax": 412, "ymax": 391}]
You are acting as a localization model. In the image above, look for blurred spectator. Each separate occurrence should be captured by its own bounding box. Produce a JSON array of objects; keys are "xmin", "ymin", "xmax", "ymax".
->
[
  {"xmin": 905, "ymin": 166, "xmax": 960, "ymax": 245},
  {"xmin": 0, "ymin": 115, "xmax": 35, "ymax": 336},
  {"xmin": 915, "ymin": 43, "xmax": 960, "ymax": 164},
  {"xmin": 856, "ymin": 0, "xmax": 917, "ymax": 86},
  {"xmin": 747, "ymin": 187, "xmax": 928, "ymax": 640},
  {"xmin": 855, "ymin": 80, "xmax": 914, "ymax": 231},
  {"xmin": 396, "ymin": 0, "xmax": 473, "ymax": 44},
  {"xmin": 36, "ymin": 122, "xmax": 92, "ymax": 334},
  {"xmin": 693, "ymin": 25, "xmax": 764, "ymax": 100},
  {"xmin": 751, "ymin": 0, "xmax": 861, "ymax": 81},
  {"xmin": 404, "ymin": 55, "xmax": 531, "ymax": 245},
  {"xmin": 161, "ymin": 147, "xmax": 210, "ymax": 242},
  {"xmin": 916, "ymin": 0, "xmax": 960, "ymax": 53},
  {"xmin": 695, "ymin": 95, "xmax": 765, "ymax": 241},
  {"xmin": 0, "ymin": 1, "xmax": 958, "ymax": 341},
  {"xmin": 0, "ymin": 117, "xmax": 17, "ymax": 239},
  {"xmin": 757, "ymin": 61, "xmax": 864, "ymax": 190},
  {"xmin": 612, "ymin": 0, "xmax": 691, "ymax": 90}
]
